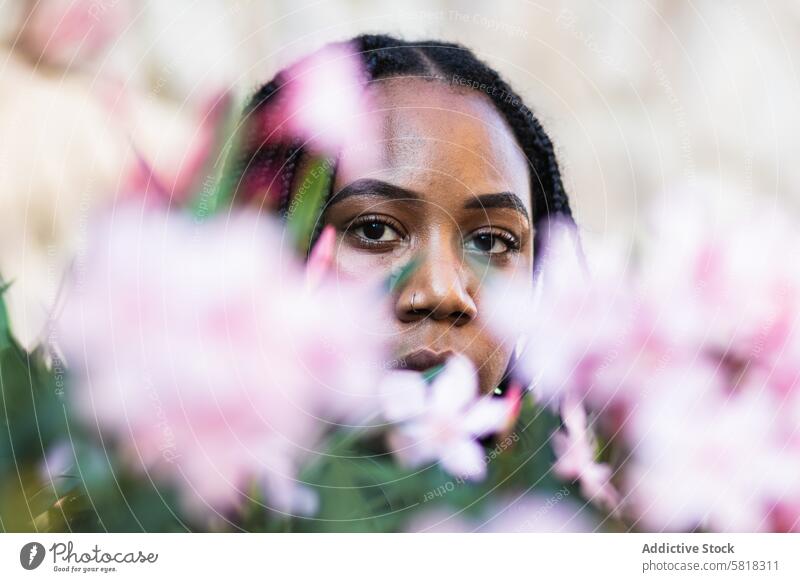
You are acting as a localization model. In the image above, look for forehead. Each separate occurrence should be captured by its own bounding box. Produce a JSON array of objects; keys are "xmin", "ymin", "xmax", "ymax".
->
[{"xmin": 336, "ymin": 77, "xmax": 532, "ymax": 214}]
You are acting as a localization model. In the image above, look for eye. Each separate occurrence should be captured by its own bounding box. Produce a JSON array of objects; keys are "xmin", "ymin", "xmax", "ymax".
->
[
  {"xmin": 465, "ymin": 230, "xmax": 519, "ymax": 255},
  {"xmin": 354, "ymin": 221, "xmax": 399, "ymax": 242},
  {"xmin": 348, "ymin": 215, "xmax": 404, "ymax": 246}
]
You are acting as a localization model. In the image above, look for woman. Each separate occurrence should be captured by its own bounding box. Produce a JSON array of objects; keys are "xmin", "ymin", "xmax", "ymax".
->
[{"xmin": 234, "ymin": 34, "xmax": 573, "ymax": 397}]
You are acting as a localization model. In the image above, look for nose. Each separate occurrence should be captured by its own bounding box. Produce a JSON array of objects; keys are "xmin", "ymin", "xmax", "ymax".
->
[{"xmin": 396, "ymin": 246, "xmax": 478, "ymax": 326}]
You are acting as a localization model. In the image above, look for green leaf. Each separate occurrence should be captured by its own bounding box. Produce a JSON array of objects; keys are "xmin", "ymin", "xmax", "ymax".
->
[
  {"xmin": 296, "ymin": 455, "xmax": 419, "ymax": 533},
  {"xmin": 487, "ymin": 398, "xmax": 563, "ymax": 492},
  {"xmin": 285, "ymin": 156, "xmax": 333, "ymax": 254},
  {"xmin": 185, "ymin": 95, "xmax": 240, "ymax": 220},
  {"xmin": 0, "ymin": 282, "xmax": 13, "ymax": 353}
]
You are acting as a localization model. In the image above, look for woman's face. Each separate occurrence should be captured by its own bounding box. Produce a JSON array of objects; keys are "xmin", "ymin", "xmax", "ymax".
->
[{"xmin": 323, "ymin": 78, "xmax": 533, "ymax": 393}]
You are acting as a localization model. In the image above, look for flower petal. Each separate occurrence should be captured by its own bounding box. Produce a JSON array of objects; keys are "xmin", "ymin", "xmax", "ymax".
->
[
  {"xmin": 462, "ymin": 398, "xmax": 510, "ymax": 438},
  {"xmin": 431, "ymin": 354, "xmax": 478, "ymax": 415},
  {"xmin": 380, "ymin": 371, "xmax": 428, "ymax": 422},
  {"xmin": 440, "ymin": 439, "xmax": 487, "ymax": 480},
  {"xmin": 388, "ymin": 426, "xmax": 437, "ymax": 469}
]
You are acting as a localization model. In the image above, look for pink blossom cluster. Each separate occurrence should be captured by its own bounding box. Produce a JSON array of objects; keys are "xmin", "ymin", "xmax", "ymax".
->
[
  {"xmin": 57, "ymin": 204, "xmax": 388, "ymax": 519},
  {"xmin": 486, "ymin": 187, "xmax": 800, "ymax": 532},
  {"xmin": 54, "ymin": 41, "xmax": 388, "ymax": 522}
]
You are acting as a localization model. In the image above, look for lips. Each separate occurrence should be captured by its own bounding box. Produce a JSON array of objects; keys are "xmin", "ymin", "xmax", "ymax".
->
[{"xmin": 394, "ymin": 348, "xmax": 454, "ymax": 372}]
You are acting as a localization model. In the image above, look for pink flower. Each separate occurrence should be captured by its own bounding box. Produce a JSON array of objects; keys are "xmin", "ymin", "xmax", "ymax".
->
[
  {"xmin": 485, "ymin": 186, "xmax": 800, "ymax": 531},
  {"xmin": 18, "ymin": 0, "xmax": 132, "ymax": 69},
  {"xmin": 552, "ymin": 394, "xmax": 619, "ymax": 511},
  {"xmin": 260, "ymin": 43, "xmax": 378, "ymax": 174},
  {"xmin": 123, "ymin": 92, "xmax": 232, "ymax": 207},
  {"xmin": 479, "ymin": 493, "xmax": 601, "ymax": 532},
  {"xmin": 407, "ymin": 492, "xmax": 600, "ymax": 532},
  {"xmin": 381, "ymin": 355, "xmax": 512, "ymax": 480},
  {"xmin": 485, "ymin": 218, "xmax": 645, "ymax": 410},
  {"xmin": 623, "ymin": 363, "xmax": 800, "ymax": 532},
  {"xmin": 57, "ymin": 203, "xmax": 388, "ymax": 518},
  {"xmin": 305, "ymin": 225, "xmax": 336, "ymax": 290},
  {"xmin": 641, "ymin": 183, "xmax": 800, "ymax": 376}
]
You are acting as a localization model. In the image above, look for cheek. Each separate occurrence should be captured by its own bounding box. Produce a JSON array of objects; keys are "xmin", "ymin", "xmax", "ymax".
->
[
  {"xmin": 331, "ymin": 240, "xmax": 399, "ymax": 283},
  {"xmin": 474, "ymin": 335, "xmax": 513, "ymax": 394},
  {"xmin": 469, "ymin": 292, "xmax": 519, "ymax": 393}
]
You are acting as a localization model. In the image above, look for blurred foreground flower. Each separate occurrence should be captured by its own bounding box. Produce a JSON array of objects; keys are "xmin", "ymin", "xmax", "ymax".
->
[
  {"xmin": 486, "ymin": 184, "xmax": 800, "ymax": 532},
  {"xmin": 238, "ymin": 42, "xmax": 378, "ymax": 210},
  {"xmin": 56, "ymin": 204, "xmax": 388, "ymax": 518},
  {"xmin": 552, "ymin": 394, "xmax": 618, "ymax": 511},
  {"xmin": 408, "ymin": 491, "xmax": 600, "ymax": 533},
  {"xmin": 0, "ymin": 35, "xmax": 232, "ymax": 350},
  {"xmin": 16, "ymin": 0, "xmax": 132, "ymax": 69},
  {"xmin": 381, "ymin": 355, "xmax": 512, "ymax": 480},
  {"xmin": 263, "ymin": 42, "xmax": 374, "ymax": 160},
  {"xmin": 623, "ymin": 363, "xmax": 799, "ymax": 532}
]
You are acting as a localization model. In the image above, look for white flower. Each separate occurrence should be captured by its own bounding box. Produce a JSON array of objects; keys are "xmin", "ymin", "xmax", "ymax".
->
[{"xmin": 381, "ymin": 355, "xmax": 511, "ymax": 480}]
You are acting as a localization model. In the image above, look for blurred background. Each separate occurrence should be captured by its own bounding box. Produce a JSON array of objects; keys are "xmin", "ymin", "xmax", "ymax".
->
[{"xmin": 2, "ymin": 0, "xmax": 799, "ymax": 349}]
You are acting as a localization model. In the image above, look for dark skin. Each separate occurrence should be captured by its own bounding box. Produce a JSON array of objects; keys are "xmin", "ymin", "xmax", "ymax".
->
[{"xmin": 322, "ymin": 78, "xmax": 534, "ymax": 394}]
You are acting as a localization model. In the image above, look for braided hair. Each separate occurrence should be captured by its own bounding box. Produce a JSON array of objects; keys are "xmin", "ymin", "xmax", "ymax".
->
[{"xmin": 232, "ymin": 33, "xmax": 572, "ymax": 245}]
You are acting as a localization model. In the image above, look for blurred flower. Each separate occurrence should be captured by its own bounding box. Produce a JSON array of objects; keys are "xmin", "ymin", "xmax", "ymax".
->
[
  {"xmin": 480, "ymin": 492, "xmax": 601, "ymax": 533},
  {"xmin": 0, "ymin": 47, "xmax": 124, "ymax": 351},
  {"xmin": 381, "ymin": 355, "xmax": 512, "ymax": 480},
  {"xmin": 0, "ymin": 44, "xmax": 230, "ymax": 351},
  {"xmin": 552, "ymin": 394, "xmax": 619, "ymax": 511},
  {"xmin": 407, "ymin": 492, "xmax": 600, "ymax": 533},
  {"xmin": 260, "ymin": 43, "xmax": 378, "ymax": 176},
  {"xmin": 17, "ymin": 0, "xmax": 132, "ymax": 69},
  {"xmin": 485, "ymin": 218, "xmax": 643, "ymax": 410},
  {"xmin": 623, "ymin": 364, "xmax": 800, "ymax": 532},
  {"xmin": 623, "ymin": 186, "xmax": 800, "ymax": 531},
  {"xmin": 57, "ymin": 204, "xmax": 388, "ymax": 518},
  {"xmin": 305, "ymin": 225, "xmax": 336, "ymax": 290},
  {"xmin": 489, "ymin": 188, "xmax": 800, "ymax": 414},
  {"xmin": 122, "ymin": 91, "xmax": 232, "ymax": 207},
  {"xmin": 641, "ymin": 184, "xmax": 800, "ymax": 376},
  {"xmin": 485, "ymin": 186, "xmax": 800, "ymax": 531}
]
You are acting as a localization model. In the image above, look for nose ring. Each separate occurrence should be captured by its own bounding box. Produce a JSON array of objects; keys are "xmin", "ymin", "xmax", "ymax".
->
[{"xmin": 411, "ymin": 292, "xmax": 417, "ymax": 311}]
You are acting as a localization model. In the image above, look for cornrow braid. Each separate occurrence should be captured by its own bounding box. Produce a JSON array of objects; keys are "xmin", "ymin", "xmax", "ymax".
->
[{"xmin": 232, "ymin": 33, "xmax": 572, "ymax": 238}]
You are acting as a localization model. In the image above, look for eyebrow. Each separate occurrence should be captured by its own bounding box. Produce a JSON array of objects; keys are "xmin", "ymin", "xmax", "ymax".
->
[
  {"xmin": 463, "ymin": 192, "xmax": 530, "ymax": 223},
  {"xmin": 327, "ymin": 179, "xmax": 423, "ymax": 207},
  {"xmin": 327, "ymin": 179, "xmax": 530, "ymax": 224}
]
